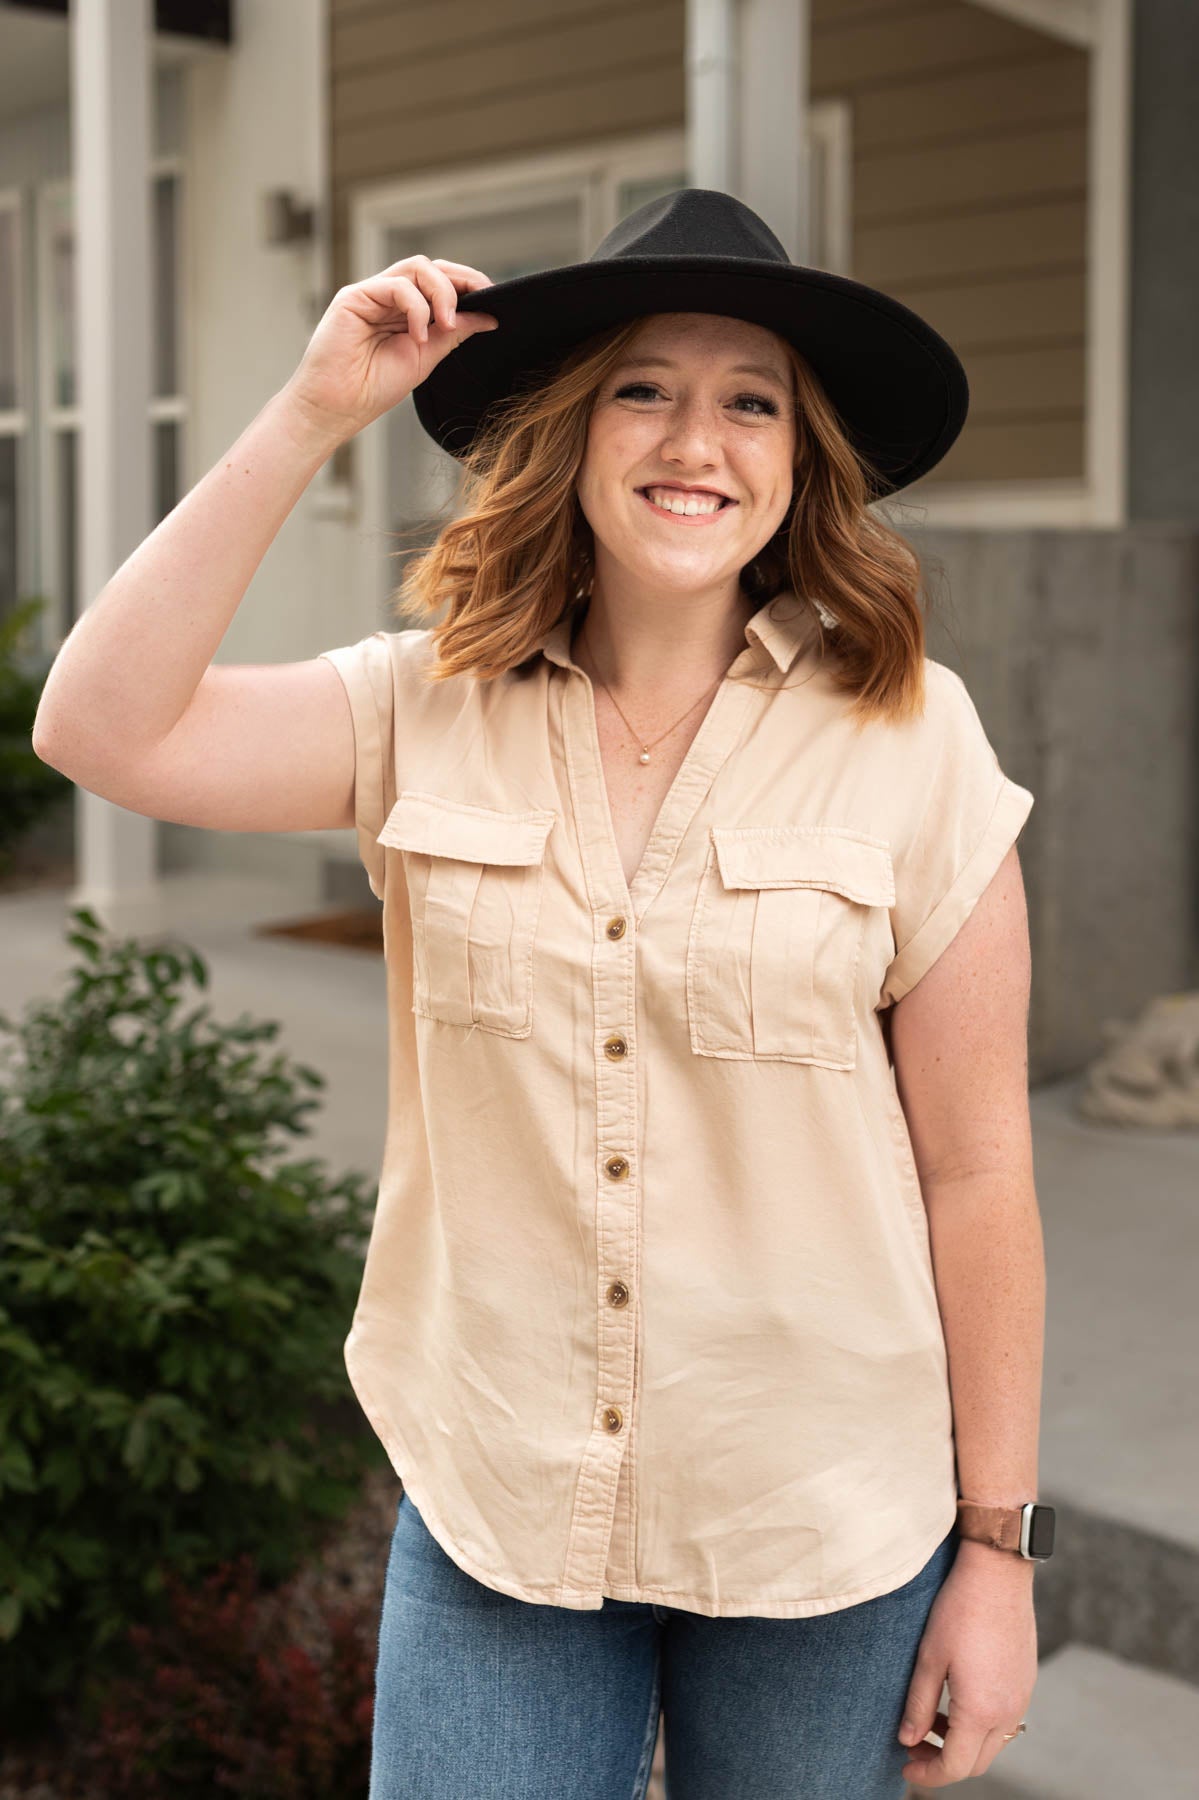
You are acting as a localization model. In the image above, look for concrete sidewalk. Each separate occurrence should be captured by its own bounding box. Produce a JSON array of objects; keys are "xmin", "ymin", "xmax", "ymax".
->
[{"xmin": 3, "ymin": 872, "xmax": 1195, "ymax": 1795}]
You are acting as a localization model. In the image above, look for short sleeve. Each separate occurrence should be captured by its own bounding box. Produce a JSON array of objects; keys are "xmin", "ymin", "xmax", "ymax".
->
[
  {"xmin": 879, "ymin": 665, "xmax": 1034, "ymax": 1007},
  {"xmin": 318, "ymin": 631, "xmax": 396, "ymax": 903}
]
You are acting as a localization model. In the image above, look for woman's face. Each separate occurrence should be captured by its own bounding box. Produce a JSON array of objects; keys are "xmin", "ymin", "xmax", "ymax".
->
[{"xmin": 575, "ymin": 312, "xmax": 797, "ymax": 602}]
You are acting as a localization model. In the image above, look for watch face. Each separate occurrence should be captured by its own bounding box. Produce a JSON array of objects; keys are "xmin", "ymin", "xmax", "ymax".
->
[{"xmin": 1028, "ymin": 1505, "xmax": 1056, "ymax": 1559}]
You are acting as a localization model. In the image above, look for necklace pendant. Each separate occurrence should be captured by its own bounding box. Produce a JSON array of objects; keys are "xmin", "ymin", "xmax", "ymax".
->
[{"xmin": 638, "ymin": 748, "xmax": 651, "ymax": 764}]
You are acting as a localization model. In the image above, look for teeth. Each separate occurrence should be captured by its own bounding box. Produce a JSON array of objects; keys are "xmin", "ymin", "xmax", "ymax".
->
[{"xmin": 644, "ymin": 487, "xmax": 726, "ymax": 517}]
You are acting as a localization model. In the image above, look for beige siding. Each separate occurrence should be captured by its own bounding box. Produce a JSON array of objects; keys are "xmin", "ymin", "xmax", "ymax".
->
[
  {"xmin": 327, "ymin": 0, "xmax": 1089, "ymax": 488},
  {"xmin": 812, "ymin": 0, "xmax": 1089, "ymax": 484},
  {"xmin": 328, "ymin": 0, "xmax": 685, "ymax": 292}
]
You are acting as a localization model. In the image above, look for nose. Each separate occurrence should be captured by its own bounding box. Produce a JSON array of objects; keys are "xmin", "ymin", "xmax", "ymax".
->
[{"xmin": 654, "ymin": 396, "xmax": 725, "ymax": 468}]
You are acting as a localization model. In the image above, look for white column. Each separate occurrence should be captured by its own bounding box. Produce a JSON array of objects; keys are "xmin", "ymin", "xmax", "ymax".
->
[
  {"xmin": 741, "ymin": 0, "xmax": 810, "ymax": 263},
  {"xmin": 686, "ymin": 0, "xmax": 811, "ymax": 263},
  {"xmin": 687, "ymin": 0, "xmax": 738, "ymax": 192},
  {"xmin": 71, "ymin": 0, "xmax": 158, "ymax": 922}
]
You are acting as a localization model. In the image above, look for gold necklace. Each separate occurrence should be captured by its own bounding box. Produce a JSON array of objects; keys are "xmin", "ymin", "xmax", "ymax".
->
[{"xmin": 578, "ymin": 620, "xmax": 726, "ymax": 765}]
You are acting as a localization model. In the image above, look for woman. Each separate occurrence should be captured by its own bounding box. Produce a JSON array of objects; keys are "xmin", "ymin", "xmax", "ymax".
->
[{"xmin": 33, "ymin": 189, "xmax": 1047, "ymax": 1798}]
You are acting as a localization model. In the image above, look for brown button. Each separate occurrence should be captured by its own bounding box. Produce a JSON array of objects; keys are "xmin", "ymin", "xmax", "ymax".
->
[
  {"xmin": 602, "ymin": 1406, "xmax": 623, "ymax": 1433},
  {"xmin": 607, "ymin": 1281, "xmax": 630, "ymax": 1307},
  {"xmin": 604, "ymin": 1154, "xmax": 630, "ymax": 1180},
  {"xmin": 603, "ymin": 1035, "xmax": 628, "ymax": 1060},
  {"xmin": 606, "ymin": 916, "xmax": 627, "ymax": 940}
]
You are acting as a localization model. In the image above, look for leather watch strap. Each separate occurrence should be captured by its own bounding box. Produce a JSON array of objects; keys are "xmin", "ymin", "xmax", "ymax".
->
[{"xmin": 955, "ymin": 1499, "xmax": 1024, "ymax": 1553}]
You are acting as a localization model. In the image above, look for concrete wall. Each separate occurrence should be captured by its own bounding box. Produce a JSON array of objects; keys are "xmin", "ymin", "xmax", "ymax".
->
[
  {"xmin": 908, "ymin": 522, "xmax": 1199, "ymax": 1082},
  {"xmin": 1128, "ymin": 0, "xmax": 1199, "ymax": 524}
]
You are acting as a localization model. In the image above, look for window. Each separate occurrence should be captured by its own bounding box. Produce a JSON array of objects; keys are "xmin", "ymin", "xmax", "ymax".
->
[
  {"xmin": 37, "ymin": 164, "xmax": 185, "ymax": 635},
  {"xmin": 0, "ymin": 191, "xmax": 24, "ymax": 621},
  {"xmin": 40, "ymin": 183, "xmax": 77, "ymax": 627},
  {"xmin": 807, "ymin": 99, "xmax": 852, "ymax": 275},
  {"xmin": 150, "ymin": 168, "xmax": 186, "ymax": 527}
]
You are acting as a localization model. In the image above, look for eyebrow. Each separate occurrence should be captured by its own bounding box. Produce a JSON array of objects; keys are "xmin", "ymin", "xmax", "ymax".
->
[{"xmin": 614, "ymin": 354, "xmax": 790, "ymax": 390}]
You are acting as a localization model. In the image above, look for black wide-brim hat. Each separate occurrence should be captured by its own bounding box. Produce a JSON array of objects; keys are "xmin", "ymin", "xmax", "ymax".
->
[{"xmin": 412, "ymin": 187, "xmax": 969, "ymax": 499}]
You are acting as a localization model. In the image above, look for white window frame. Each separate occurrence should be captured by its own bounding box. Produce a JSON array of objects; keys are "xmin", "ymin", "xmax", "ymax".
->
[
  {"xmin": 0, "ymin": 185, "xmax": 29, "ymax": 618},
  {"xmin": 149, "ymin": 155, "xmax": 188, "ymax": 507},
  {"xmin": 34, "ymin": 155, "xmax": 187, "ymax": 638},
  {"xmin": 894, "ymin": 0, "xmax": 1132, "ymax": 529},
  {"xmin": 808, "ymin": 98, "xmax": 852, "ymax": 277},
  {"xmin": 345, "ymin": 117, "xmax": 852, "ymax": 633},
  {"xmin": 35, "ymin": 174, "xmax": 74, "ymax": 632}
]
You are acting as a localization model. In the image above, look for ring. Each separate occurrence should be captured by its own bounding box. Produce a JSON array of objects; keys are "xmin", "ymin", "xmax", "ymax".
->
[{"xmin": 1002, "ymin": 1722, "xmax": 1028, "ymax": 1741}]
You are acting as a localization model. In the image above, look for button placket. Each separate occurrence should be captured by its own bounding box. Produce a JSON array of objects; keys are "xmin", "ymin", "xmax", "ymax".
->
[
  {"xmin": 556, "ymin": 655, "xmax": 759, "ymax": 1602},
  {"xmin": 561, "ymin": 910, "xmax": 642, "ymax": 1592},
  {"xmin": 594, "ymin": 912, "xmax": 635, "ymax": 1449}
]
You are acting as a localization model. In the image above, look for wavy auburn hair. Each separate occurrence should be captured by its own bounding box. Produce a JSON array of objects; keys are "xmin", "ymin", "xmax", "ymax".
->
[{"xmin": 389, "ymin": 315, "xmax": 939, "ymax": 724}]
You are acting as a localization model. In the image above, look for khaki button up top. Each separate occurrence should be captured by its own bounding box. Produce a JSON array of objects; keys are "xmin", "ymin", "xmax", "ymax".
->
[{"xmin": 318, "ymin": 589, "xmax": 1034, "ymax": 1618}]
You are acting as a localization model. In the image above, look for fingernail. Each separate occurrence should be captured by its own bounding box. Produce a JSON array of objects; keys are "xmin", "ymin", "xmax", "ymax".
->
[{"xmin": 901, "ymin": 1721, "xmax": 916, "ymax": 1742}]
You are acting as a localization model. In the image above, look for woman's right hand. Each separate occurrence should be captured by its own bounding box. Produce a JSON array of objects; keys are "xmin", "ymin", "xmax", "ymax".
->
[{"xmin": 280, "ymin": 256, "xmax": 500, "ymax": 449}]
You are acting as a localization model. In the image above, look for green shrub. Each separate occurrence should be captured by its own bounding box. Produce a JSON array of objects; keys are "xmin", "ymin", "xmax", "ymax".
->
[{"xmin": 0, "ymin": 905, "xmax": 386, "ymax": 1736}]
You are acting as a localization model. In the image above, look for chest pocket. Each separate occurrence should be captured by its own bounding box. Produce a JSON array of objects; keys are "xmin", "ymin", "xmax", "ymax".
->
[
  {"xmin": 685, "ymin": 825, "xmax": 895, "ymax": 1070},
  {"xmin": 377, "ymin": 791, "xmax": 557, "ymax": 1038}
]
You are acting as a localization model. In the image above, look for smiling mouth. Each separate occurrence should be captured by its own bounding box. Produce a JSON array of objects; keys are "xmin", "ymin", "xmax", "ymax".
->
[{"xmin": 637, "ymin": 488, "xmax": 737, "ymax": 522}]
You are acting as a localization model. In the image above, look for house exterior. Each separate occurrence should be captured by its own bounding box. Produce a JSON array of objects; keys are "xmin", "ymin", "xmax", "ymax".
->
[{"xmin": 0, "ymin": 0, "xmax": 1195, "ymax": 1077}]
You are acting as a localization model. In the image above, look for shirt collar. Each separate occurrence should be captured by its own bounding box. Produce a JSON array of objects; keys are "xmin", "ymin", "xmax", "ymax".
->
[{"xmin": 537, "ymin": 589, "xmax": 819, "ymax": 676}]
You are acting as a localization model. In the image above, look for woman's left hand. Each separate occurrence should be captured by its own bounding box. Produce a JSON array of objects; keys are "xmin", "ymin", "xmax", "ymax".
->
[{"xmin": 897, "ymin": 1542, "xmax": 1040, "ymax": 1787}]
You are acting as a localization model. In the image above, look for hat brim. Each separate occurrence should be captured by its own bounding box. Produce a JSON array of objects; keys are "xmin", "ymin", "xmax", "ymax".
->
[{"xmin": 411, "ymin": 257, "xmax": 969, "ymax": 497}]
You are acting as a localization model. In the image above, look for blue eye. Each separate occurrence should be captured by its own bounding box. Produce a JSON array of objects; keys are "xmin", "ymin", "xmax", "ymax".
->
[{"xmin": 614, "ymin": 382, "xmax": 779, "ymax": 418}]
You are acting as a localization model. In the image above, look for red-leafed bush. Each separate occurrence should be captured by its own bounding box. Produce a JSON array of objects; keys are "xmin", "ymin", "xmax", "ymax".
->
[{"xmin": 77, "ymin": 1551, "xmax": 376, "ymax": 1798}]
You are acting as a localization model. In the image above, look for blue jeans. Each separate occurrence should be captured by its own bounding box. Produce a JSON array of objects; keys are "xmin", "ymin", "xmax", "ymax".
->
[{"xmin": 370, "ymin": 1488, "xmax": 959, "ymax": 1799}]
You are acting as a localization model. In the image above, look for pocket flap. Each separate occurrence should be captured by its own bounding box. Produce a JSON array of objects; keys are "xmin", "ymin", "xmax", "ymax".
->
[
  {"xmin": 377, "ymin": 790, "xmax": 556, "ymax": 865},
  {"xmin": 712, "ymin": 825, "xmax": 895, "ymax": 906}
]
